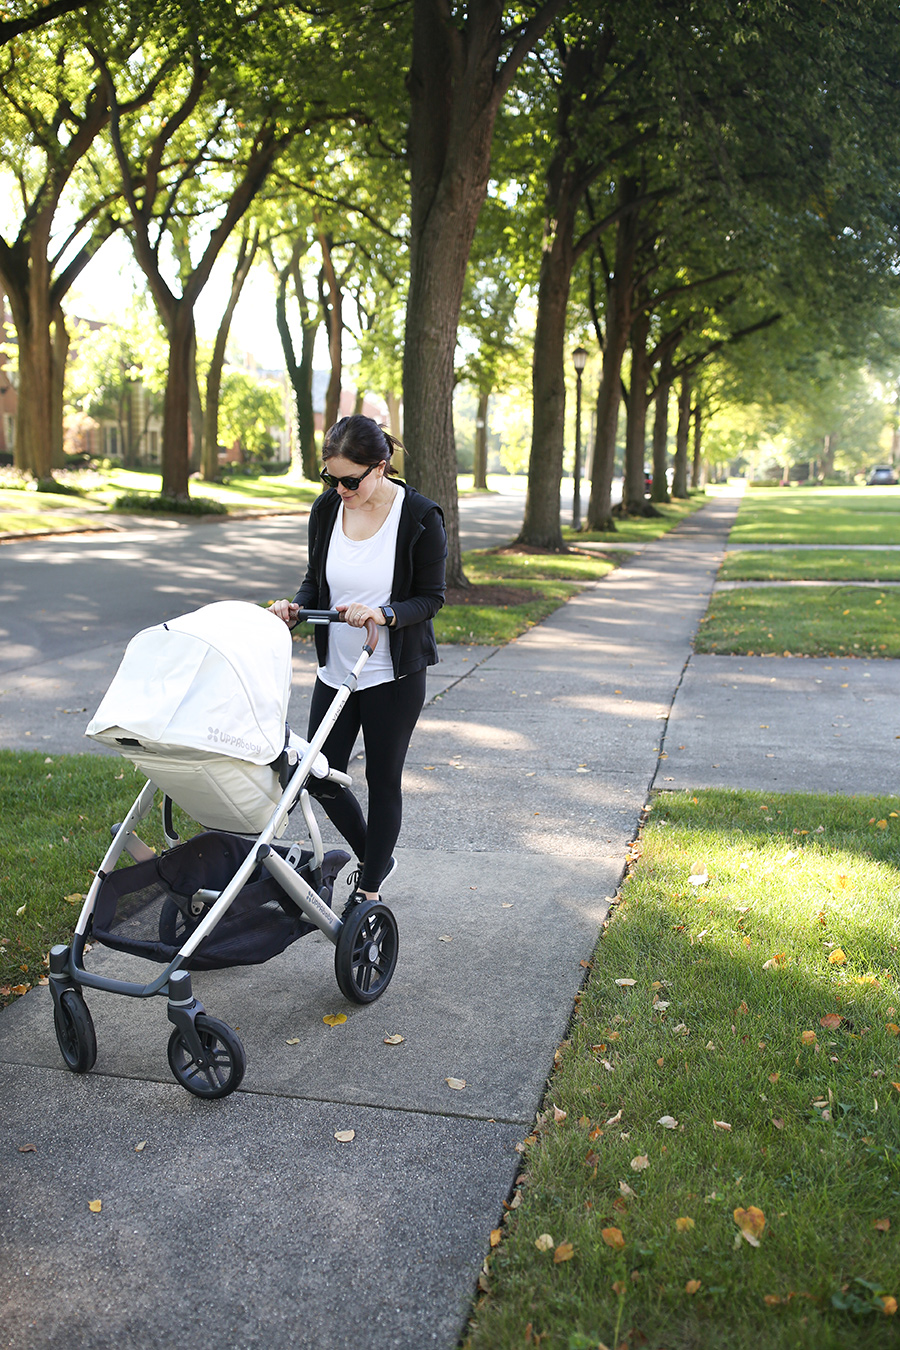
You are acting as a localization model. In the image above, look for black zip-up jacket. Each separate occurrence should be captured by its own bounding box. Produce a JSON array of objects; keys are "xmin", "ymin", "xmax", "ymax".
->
[{"xmin": 293, "ymin": 481, "xmax": 447, "ymax": 679}]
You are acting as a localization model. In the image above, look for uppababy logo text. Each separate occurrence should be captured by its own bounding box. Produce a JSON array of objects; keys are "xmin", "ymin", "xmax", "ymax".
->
[{"xmin": 207, "ymin": 726, "xmax": 262, "ymax": 757}]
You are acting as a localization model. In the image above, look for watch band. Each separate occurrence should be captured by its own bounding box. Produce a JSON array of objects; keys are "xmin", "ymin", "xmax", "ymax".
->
[{"xmin": 381, "ymin": 605, "xmax": 395, "ymax": 627}]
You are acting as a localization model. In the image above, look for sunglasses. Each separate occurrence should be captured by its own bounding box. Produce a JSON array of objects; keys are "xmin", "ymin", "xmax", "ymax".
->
[{"xmin": 320, "ymin": 462, "xmax": 377, "ymax": 491}]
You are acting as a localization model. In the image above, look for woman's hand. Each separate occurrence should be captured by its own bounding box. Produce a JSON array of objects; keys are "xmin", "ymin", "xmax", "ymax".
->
[
  {"xmin": 337, "ymin": 603, "xmax": 386, "ymax": 628},
  {"xmin": 271, "ymin": 599, "xmax": 300, "ymax": 627}
]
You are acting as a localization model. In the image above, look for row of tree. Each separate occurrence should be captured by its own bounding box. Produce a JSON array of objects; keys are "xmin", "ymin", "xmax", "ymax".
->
[{"xmin": 2, "ymin": 0, "xmax": 900, "ymax": 584}]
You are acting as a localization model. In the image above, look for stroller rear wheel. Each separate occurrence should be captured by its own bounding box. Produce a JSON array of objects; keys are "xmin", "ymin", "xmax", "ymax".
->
[
  {"xmin": 167, "ymin": 1014, "xmax": 246, "ymax": 1099},
  {"xmin": 53, "ymin": 989, "xmax": 97, "ymax": 1073},
  {"xmin": 335, "ymin": 901, "xmax": 398, "ymax": 1004}
]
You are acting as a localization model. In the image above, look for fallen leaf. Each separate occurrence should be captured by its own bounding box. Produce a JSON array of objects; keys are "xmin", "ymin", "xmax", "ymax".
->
[
  {"xmin": 658, "ymin": 1115, "xmax": 678, "ymax": 1130},
  {"xmin": 771, "ymin": 1118, "xmax": 785, "ymax": 1130},
  {"xmin": 820, "ymin": 1013, "xmax": 842, "ymax": 1030},
  {"xmin": 611, "ymin": 1280, "xmax": 627, "ymax": 1297},
  {"xmin": 334, "ymin": 1129, "xmax": 355, "ymax": 1143},
  {"xmin": 15, "ymin": 904, "xmax": 26, "ymax": 917},
  {"xmin": 885, "ymin": 1023, "xmax": 900, "ymax": 1036},
  {"xmin": 618, "ymin": 1180, "xmax": 636, "ymax": 1198},
  {"xmin": 685, "ymin": 1279, "xmax": 701, "ymax": 1294},
  {"xmin": 601, "ymin": 1227, "xmax": 625, "ymax": 1250},
  {"xmin": 134, "ymin": 1141, "xmax": 147, "ymax": 1152},
  {"xmin": 883, "ymin": 1296, "xmax": 898, "ymax": 1316},
  {"xmin": 713, "ymin": 1120, "xmax": 732, "ymax": 1132},
  {"xmin": 88, "ymin": 1199, "xmax": 102, "ymax": 1213},
  {"xmin": 828, "ymin": 949, "xmax": 847, "ymax": 966},
  {"xmin": 445, "ymin": 1077, "xmax": 466, "ymax": 1090},
  {"xmin": 605, "ymin": 1109, "xmax": 623, "ymax": 1126},
  {"xmin": 438, "ymin": 934, "xmax": 453, "ymax": 942},
  {"xmin": 874, "ymin": 1218, "xmax": 891, "ymax": 1232},
  {"xmin": 769, "ymin": 1071, "xmax": 780, "ymax": 1083},
  {"xmin": 630, "ymin": 1154, "xmax": 650, "ymax": 1171},
  {"xmin": 553, "ymin": 1106, "xmax": 567, "ymax": 1123},
  {"xmin": 535, "ymin": 1233, "xmax": 554, "ymax": 1252},
  {"xmin": 764, "ymin": 1294, "xmax": 783, "ymax": 1307},
  {"xmin": 675, "ymin": 1217, "xmax": 695, "ymax": 1232},
  {"xmin": 322, "ymin": 1013, "xmax": 347, "ymax": 1027},
  {"xmin": 383, "ymin": 1034, "xmax": 404, "ymax": 1045},
  {"xmin": 800, "ymin": 1030, "xmax": 817, "ymax": 1046},
  {"xmin": 285, "ymin": 1037, "xmax": 300, "ymax": 1045},
  {"xmin": 63, "ymin": 893, "xmax": 84, "ymax": 905},
  {"xmin": 554, "ymin": 1241, "xmax": 575, "ymax": 1263},
  {"xmin": 18, "ymin": 1143, "xmax": 36, "ymax": 1153},
  {"xmin": 615, "ymin": 978, "xmax": 636, "ymax": 987},
  {"xmin": 490, "ymin": 1228, "xmax": 502, "ymax": 1247},
  {"xmin": 734, "ymin": 1206, "xmax": 766, "ymax": 1247}
]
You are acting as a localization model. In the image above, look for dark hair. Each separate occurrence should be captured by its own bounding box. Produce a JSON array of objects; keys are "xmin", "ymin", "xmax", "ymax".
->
[{"xmin": 322, "ymin": 415, "xmax": 402, "ymax": 467}]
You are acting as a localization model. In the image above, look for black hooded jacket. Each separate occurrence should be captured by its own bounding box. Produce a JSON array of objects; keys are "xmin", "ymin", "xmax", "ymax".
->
[{"xmin": 293, "ymin": 481, "xmax": 447, "ymax": 679}]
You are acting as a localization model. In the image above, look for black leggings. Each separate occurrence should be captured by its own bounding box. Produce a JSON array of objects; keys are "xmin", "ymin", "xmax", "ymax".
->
[{"xmin": 307, "ymin": 669, "xmax": 427, "ymax": 891}]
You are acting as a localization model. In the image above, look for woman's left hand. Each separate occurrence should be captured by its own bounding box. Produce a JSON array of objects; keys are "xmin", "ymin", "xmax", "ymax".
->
[{"xmin": 337, "ymin": 603, "xmax": 386, "ymax": 628}]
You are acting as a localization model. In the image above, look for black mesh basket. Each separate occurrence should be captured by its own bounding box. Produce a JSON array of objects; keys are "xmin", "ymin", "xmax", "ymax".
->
[{"xmin": 91, "ymin": 831, "xmax": 350, "ymax": 970}]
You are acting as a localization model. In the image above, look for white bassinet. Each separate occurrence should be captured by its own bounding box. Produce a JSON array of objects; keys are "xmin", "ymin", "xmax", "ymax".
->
[{"xmin": 85, "ymin": 600, "xmax": 329, "ymax": 834}]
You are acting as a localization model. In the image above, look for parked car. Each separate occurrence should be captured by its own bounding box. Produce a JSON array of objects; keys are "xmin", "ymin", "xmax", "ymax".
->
[
  {"xmin": 867, "ymin": 464, "xmax": 898, "ymax": 485},
  {"xmin": 644, "ymin": 470, "xmax": 652, "ymax": 495}
]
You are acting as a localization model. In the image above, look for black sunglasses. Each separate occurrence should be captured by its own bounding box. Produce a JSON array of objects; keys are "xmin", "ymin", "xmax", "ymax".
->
[{"xmin": 320, "ymin": 462, "xmax": 378, "ymax": 491}]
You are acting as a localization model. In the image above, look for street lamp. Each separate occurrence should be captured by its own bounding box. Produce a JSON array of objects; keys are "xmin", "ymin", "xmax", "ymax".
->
[{"xmin": 571, "ymin": 345, "xmax": 588, "ymax": 528}]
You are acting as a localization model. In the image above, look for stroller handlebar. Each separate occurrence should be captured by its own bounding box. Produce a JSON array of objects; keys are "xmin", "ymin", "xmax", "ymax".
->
[{"xmin": 292, "ymin": 608, "xmax": 379, "ymax": 654}]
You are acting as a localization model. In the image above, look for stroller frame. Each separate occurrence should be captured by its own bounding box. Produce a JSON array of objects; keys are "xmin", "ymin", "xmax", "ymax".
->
[{"xmin": 49, "ymin": 611, "xmax": 398, "ymax": 1099}]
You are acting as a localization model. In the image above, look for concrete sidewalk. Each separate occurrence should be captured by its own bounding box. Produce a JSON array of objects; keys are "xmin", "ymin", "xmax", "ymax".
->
[{"xmin": 2, "ymin": 487, "xmax": 895, "ymax": 1350}]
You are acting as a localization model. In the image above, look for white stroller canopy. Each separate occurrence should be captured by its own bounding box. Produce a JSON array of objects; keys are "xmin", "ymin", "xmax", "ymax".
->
[{"xmin": 86, "ymin": 601, "xmax": 293, "ymax": 766}]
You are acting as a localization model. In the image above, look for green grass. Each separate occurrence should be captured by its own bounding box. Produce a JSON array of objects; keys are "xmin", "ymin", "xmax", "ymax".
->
[
  {"xmin": 433, "ymin": 546, "xmax": 621, "ymax": 645},
  {"xmin": 0, "ymin": 487, "xmax": 107, "ymax": 535},
  {"xmin": 721, "ymin": 551, "xmax": 900, "ymax": 582},
  {"xmin": 563, "ymin": 493, "xmax": 710, "ymax": 545},
  {"xmin": 731, "ymin": 488, "xmax": 900, "ymax": 546},
  {"xmin": 695, "ymin": 587, "xmax": 900, "ymax": 658},
  {"xmin": 0, "ymin": 752, "xmax": 193, "ymax": 1005},
  {"xmin": 466, "ymin": 789, "xmax": 900, "ymax": 1350}
]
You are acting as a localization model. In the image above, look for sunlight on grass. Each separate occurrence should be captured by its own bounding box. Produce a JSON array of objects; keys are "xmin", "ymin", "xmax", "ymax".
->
[
  {"xmin": 466, "ymin": 789, "xmax": 900, "ymax": 1350},
  {"xmin": 732, "ymin": 488, "xmax": 900, "ymax": 546},
  {"xmin": 721, "ymin": 551, "xmax": 900, "ymax": 583},
  {"xmin": 696, "ymin": 588, "xmax": 900, "ymax": 658}
]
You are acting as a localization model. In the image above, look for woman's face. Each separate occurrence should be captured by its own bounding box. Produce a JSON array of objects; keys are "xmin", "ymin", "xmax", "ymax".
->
[{"xmin": 325, "ymin": 454, "xmax": 385, "ymax": 509}]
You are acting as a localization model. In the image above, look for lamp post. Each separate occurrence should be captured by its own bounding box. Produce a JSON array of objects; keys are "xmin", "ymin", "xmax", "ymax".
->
[{"xmin": 571, "ymin": 345, "xmax": 587, "ymax": 528}]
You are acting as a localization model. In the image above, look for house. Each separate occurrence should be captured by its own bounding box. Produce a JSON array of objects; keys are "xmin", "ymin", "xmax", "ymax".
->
[{"xmin": 0, "ymin": 297, "xmax": 17, "ymax": 459}]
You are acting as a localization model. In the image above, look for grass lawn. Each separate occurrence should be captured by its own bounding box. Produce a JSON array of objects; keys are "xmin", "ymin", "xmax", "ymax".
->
[
  {"xmin": 0, "ymin": 487, "xmax": 107, "ymax": 535},
  {"xmin": 721, "ymin": 550, "xmax": 900, "ymax": 583},
  {"xmin": 564, "ymin": 494, "xmax": 709, "ymax": 546},
  {"xmin": 731, "ymin": 488, "xmax": 900, "ymax": 546},
  {"xmin": 466, "ymin": 789, "xmax": 900, "ymax": 1350},
  {"xmin": 696, "ymin": 588, "xmax": 900, "ymax": 658},
  {"xmin": 0, "ymin": 753, "xmax": 178, "ymax": 1004}
]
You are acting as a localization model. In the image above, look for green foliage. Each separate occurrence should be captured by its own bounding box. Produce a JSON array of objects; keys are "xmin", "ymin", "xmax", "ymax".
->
[
  {"xmin": 218, "ymin": 370, "xmax": 284, "ymax": 460},
  {"xmin": 112, "ymin": 491, "xmax": 227, "ymax": 515}
]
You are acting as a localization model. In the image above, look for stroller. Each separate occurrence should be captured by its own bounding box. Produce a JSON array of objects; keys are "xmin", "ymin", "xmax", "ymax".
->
[{"xmin": 48, "ymin": 601, "xmax": 398, "ymax": 1100}]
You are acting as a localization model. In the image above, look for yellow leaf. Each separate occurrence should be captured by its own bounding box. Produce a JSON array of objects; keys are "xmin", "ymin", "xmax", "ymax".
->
[
  {"xmin": 685, "ymin": 1279, "xmax": 701, "ymax": 1294},
  {"xmin": 445, "ymin": 1077, "xmax": 466, "ymax": 1090},
  {"xmin": 713, "ymin": 1120, "xmax": 732, "ymax": 1131},
  {"xmin": 88, "ymin": 1199, "xmax": 102, "ymax": 1213},
  {"xmin": 883, "ymin": 1296, "xmax": 898, "ymax": 1316},
  {"xmin": 285, "ymin": 1037, "xmax": 300, "ymax": 1045},
  {"xmin": 764, "ymin": 1294, "xmax": 783, "ymax": 1307},
  {"xmin": 630, "ymin": 1154, "xmax": 650, "ymax": 1171},
  {"xmin": 820, "ymin": 1013, "xmax": 842, "ymax": 1030},
  {"xmin": 800, "ymin": 1030, "xmax": 817, "ymax": 1046},
  {"xmin": 734, "ymin": 1206, "xmax": 766, "ymax": 1246},
  {"xmin": 554, "ymin": 1241, "xmax": 575, "ymax": 1263},
  {"xmin": 828, "ymin": 949, "xmax": 846, "ymax": 965},
  {"xmin": 63, "ymin": 893, "xmax": 84, "ymax": 905},
  {"xmin": 876, "ymin": 819, "xmax": 888, "ymax": 829},
  {"xmin": 675, "ymin": 1217, "xmax": 695, "ymax": 1232},
  {"xmin": 334, "ymin": 1129, "xmax": 355, "ymax": 1143},
  {"xmin": 601, "ymin": 1227, "xmax": 625, "ymax": 1250},
  {"xmin": 535, "ymin": 1233, "xmax": 554, "ymax": 1252},
  {"xmin": 874, "ymin": 1218, "xmax": 890, "ymax": 1232},
  {"xmin": 886, "ymin": 1024, "xmax": 900, "ymax": 1036},
  {"xmin": 490, "ymin": 1228, "xmax": 502, "ymax": 1248},
  {"xmin": 323, "ymin": 1013, "xmax": 347, "ymax": 1027},
  {"xmin": 383, "ymin": 1034, "xmax": 405, "ymax": 1045}
]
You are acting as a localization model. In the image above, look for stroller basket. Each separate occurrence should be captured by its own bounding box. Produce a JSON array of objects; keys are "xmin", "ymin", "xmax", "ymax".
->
[{"xmin": 93, "ymin": 831, "xmax": 349, "ymax": 971}]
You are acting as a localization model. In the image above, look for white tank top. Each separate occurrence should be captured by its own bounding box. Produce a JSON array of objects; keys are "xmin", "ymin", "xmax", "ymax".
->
[{"xmin": 318, "ymin": 484, "xmax": 404, "ymax": 690}]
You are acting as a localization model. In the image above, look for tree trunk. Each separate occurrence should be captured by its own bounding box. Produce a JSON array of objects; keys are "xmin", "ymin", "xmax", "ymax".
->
[
  {"xmin": 161, "ymin": 304, "xmax": 195, "ymax": 499},
  {"xmin": 691, "ymin": 400, "xmax": 703, "ymax": 487},
  {"xmin": 403, "ymin": 0, "xmax": 563, "ymax": 586},
  {"xmin": 273, "ymin": 240, "xmax": 318, "ymax": 481},
  {"xmin": 319, "ymin": 233, "xmax": 342, "ymax": 432},
  {"xmin": 189, "ymin": 344, "xmax": 203, "ymax": 476},
  {"xmin": 584, "ymin": 184, "xmax": 639, "ymax": 532},
  {"xmin": 385, "ymin": 389, "xmax": 404, "ymax": 477},
  {"xmin": 622, "ymin": 309, "xmax": 651, "ymax": 514},
  {"xmin": 50, "ymin": 305, "xmax": 69, "ymax": 469},
  {"xmin": 473, "ymin": 388, "xmax": 489, "ymax": 489},
  {"xmin": 650, "ymin": 358, "xmax": 672, "ymax": 504},
  {"xmin": 672, "ymin": 373, "xmax": 691, "ymax": 497},
  {"xmin": 204, "ymin": 228, "xmax": 259, "ymax": 480}
]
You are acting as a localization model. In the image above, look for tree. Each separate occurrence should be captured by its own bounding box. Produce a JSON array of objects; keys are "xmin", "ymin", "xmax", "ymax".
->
[
  {"xmin": 403, "ymin": 0, "xmax": 565, "ymax": 586},
  {"xmin": 218, "ymin": 369, "xmax": 284, "ymax": 461},
  {"xmin": 203, "ymin": 223, "xmax": 259, "ymax": 480}
]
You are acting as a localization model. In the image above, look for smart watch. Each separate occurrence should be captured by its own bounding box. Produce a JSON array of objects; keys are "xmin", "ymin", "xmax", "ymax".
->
[{"xmin": 380, "ymin": 605, "xmax": 395, "ymax": 627}]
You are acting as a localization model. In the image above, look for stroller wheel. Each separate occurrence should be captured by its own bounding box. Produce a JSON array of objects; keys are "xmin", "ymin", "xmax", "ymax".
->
[
  {"xmin": 335, "ymin": 901, "xmax": 398, "ymax": 1004},
  {"xmin": 53, "ymin": 989, "xmax": 97, "ymax": 1074},
  {"xmin": 167, "ymin": 1015, "xmax": 246, "ymax": 1099}
]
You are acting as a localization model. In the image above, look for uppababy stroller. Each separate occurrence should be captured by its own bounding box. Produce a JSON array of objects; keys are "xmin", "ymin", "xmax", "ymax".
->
[{"xmin": 48, "ymin": 601, "xmax": 398, "ymax": 1099}]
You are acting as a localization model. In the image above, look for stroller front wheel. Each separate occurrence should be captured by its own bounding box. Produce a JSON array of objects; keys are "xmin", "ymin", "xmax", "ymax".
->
[
  {"xmin": 53, "ymin": 989, "xmax": 97, "ymax": 1073},
  {"xmin": 335, "ymin": 901, "xmax": 398, "ymax": 1004},
  {"xmin": 167, "ymin": 1014, "xmax": 246, "ymax": 1099}
]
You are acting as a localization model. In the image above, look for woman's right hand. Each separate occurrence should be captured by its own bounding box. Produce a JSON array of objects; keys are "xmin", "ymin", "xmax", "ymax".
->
[{"xmin": 271, "ymin": 599, "xmax": 300, "ymax": 627}]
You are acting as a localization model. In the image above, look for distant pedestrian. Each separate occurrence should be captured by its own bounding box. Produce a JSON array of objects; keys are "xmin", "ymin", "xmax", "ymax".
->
[{"xmin": 272, "ymin": 415, "xmax": 446, "ymax": 907}]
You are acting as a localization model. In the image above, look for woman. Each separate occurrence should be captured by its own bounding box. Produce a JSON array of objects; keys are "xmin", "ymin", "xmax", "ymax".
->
[{"xmin": 272, "ymin": 415, "xmax": 446, "ymax": 909}]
